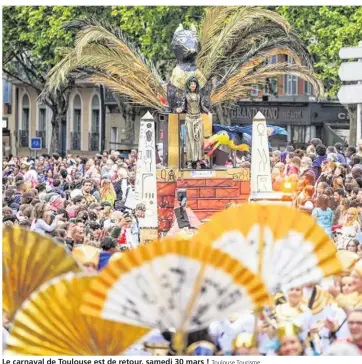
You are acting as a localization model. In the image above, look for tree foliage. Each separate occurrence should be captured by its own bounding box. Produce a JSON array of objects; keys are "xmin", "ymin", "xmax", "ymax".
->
[
  {"xmin": 276, "ymin": 6, "xmax": 362, "ymax": 97},
  {"xmin": 109, "ymin": 6, "xmax": 206, "ymax": 76},
  {"xmin": 2, "ymin": 6, "xmax": 113, "ymax": 153}
]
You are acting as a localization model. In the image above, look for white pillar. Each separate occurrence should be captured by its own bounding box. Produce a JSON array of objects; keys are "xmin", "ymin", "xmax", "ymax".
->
[
  {"xmin": 250, "ymin": 112, "xmax": 273, "ymax": 193},
  {"xmin": 135, "ymin": 111, "xmax": 158, "ymax": 242}
]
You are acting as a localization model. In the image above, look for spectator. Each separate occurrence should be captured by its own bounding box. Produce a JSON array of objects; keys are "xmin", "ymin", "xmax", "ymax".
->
[
  {"xmin": 30, "ymin": 203, "xmax": 63, "ymax": 235},
  {"xmin": 98, "ymin": 237, "xmax": 117, "ymax": 270},
  {"xmin": 335, "ymin": 142, "xmax": 347, "ymax": 164},
  {"xmin": 347, "ymin": 309, "xmax": 362, "ymax": 354},
  {"xmin": 312, "ymin": 144, "xmax": 327, "ymax": 180},
  {"xmin": 312, "ymin": 194, "xmax": 334, "ymax": 236}
]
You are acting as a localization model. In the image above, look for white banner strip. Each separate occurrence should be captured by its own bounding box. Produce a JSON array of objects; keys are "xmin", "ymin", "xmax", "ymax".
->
[{"xmin": 2, "ymin": 356, "xmax": 362, "ymax": 364}]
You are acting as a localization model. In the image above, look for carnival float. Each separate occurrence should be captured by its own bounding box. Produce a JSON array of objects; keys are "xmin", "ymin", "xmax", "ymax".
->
[{"xmin": 43, "ymin": 8, "xmax": 322, "ymax": 240}]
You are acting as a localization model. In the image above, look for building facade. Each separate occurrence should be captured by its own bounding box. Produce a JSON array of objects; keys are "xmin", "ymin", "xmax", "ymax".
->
[
  {"xmin": 215, "ymin": 101, "xmax": 350, "ymax": 148},
  {"xmin": 3, "ymin": 57, "xmax": 350, "ymax": 157},
  {"xmin": 2, "ymin": 80, "xmax": 147, "ymax": 157}
]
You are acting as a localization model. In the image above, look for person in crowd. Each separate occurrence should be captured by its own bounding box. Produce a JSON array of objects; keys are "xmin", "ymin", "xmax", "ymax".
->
[
  {"xmin": 271, "ymin": 150, "xmax": 281, "ymax": 168},
  {"xmin": 333, "ymin": 198, "xmax": 350, "ymax": 226},
  {"xmin": 287, "ymin": 156, "xmax": 301, "ymax": 176},
  {"xmin": 297, "ymin": 185, "xmax": 314, "ymax": 214},
  {"xmin": 30, "ymin": 202, "xmax": 63, "ymax": 235},
  {"xmin": 312, "ymin": 195, "xmax": 334, "ymax": 237},
  {"xmin": 335, "ymin": 142, "xmax": 347, "ymax": 164},
  {"xmin": 275, "ymin": 323, "xmax": 305, "ymax": 356},
  {"xmin": 98, "ymin": 236, "xmax": 117, "ymax": 270},
  {"xmin": 312, "ymin": 144, "xmax": 327, "ymax": 180},
  {"xmin": 358, "ymin": 244, "xmax": 362, "ymax": 259},
  {"xmin": 341, "ymin": 208, "xmax": 361, "ymax": 238},
  {"xmin": 129, "ymin": 203, "xmax": 146, "ymax": 248},
  {"xmin": 81, "ymin": 179, "xmax": 97, "ymax": 205},
  {"xmin": 346, "ymin": 309, "xmax": 362, "ymax": 354},
  {"xmin": 345, "ymin": 146, "xmax": 357, "ymax": 164},
  {"xmin": 346, "ymin": 239, "xmax": 360, "ymax": 254},
  {"xmin": 100, "ymin": 177, "xmax": 116, "ymax": 206},
  {"xmin": 231, "ymin": 333, "xmax": 259, "ymax": 356}
]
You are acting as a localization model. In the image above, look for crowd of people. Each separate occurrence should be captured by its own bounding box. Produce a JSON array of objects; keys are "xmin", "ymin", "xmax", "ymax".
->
[
  {"xmin": 271, "ymin": 138, "xmax": 362, "ymax": 257},
  {"xmin": 2, "ymin": 138, "xmax": 362, "ymax": 356},
  {"xmin": 2, "ymin": 149, "xmax": 147, "ymax": 271}
]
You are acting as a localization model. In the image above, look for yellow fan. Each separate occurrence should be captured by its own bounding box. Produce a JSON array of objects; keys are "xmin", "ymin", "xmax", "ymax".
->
[
  {"xmin": 2, "ymin": 226, "xmax": 80, "ymax": 321},
  {"xmin": 336, "ymin": 250, "xmax": 360, "ymax": 273},
  {"xmin": 81, "ymin": 238, "xmax": 270, "ymax": 352},
  {"xmin": 194, "ymin": 204, "xmax": 343, "ymax": 293},
  {"xmin": 5, "ymin": 272, "xmax": 149, "ymax": 355}
]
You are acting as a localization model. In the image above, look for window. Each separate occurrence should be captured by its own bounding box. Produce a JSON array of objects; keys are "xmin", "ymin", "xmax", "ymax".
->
[
  {"xmin": 91, "ymin": 95, "xmax": 100, "ymax": 133},
  {"xmin": 39, "ymin": 107, "xmax": 46, "ymax": 131},
  {"xmin": 38, "ymin": 106, "xmax": 47, "ymax": 148},
  {"xmin": 110, "ymin": 127, "xmax": 118, "ymax": 149},
  {"xmin": 22, "ymin": 94, "xmax": 30, "ymax": 131},
  {"xmin": 304, "ymin": 81, "xmax": 312, "ymax": 95},
  {"xmin": 284, "ymin": 56, "xmax": 298, "ymax": 96},
  {"xmin": 89, "ymin": 95, "xmax": 100, "ymax": 151},
  {"xmin": 3, "ymin": 81, "xmax": 12, "ymax": 113},
  {"xmin": 250, "ymin": 84, "xmax": 259, "ymax": 97},
  {"xmin": 72, "ymin": 95, "xmax": 82, "ymax": 150},
  {"xmin": 20, "ymin": 94, "xmax": 30, "ymax": 147},
  {"xmin": 74, "ymin": 110, "xmax": 81, "ymax": 133},
  {"xmin": 269, "ymin": 55, "xmax": 278, "ymax": 64},
  {"xmin": 73, "ymin": 95, "xmax": 82, "ymax": 134}
]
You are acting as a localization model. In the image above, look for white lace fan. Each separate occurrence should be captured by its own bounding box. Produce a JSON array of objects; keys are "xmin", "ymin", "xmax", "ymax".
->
[
  {"xmin": 194, "ymin": 204, "xmax": 343, "ymax": 293},
  {"xmin": 81, "ymin": 238, "xmax": 270, "ymax": 353}
]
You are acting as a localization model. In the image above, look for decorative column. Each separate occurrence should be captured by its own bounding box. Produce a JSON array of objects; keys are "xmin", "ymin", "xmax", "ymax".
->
[
  {"xmin": 250, "ymin": 112, "xmax": 272, "ymax": 193},
  {"xmin": 135, "ymin": 111, "xmax": 158, "ymax": 243},
  {"xmin": 167, "ymin": 113, "xmax": 179, "ymax": 168}
]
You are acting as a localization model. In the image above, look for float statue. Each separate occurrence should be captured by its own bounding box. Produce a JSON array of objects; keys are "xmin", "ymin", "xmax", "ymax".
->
[{"xmin": 176, "ymin": 77, "xmax": 209, "ymax": 169}]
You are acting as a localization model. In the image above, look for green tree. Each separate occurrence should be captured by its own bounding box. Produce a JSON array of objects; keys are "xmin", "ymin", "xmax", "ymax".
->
[
  {"xmin": 277, "ymin": 6, "xmax": 362, "ymax": 144},
  {"xmin": 277, "ymin": 6, "xmax": 362, "ymax": 97},
  {"xmin": 2, "ymin": 6, "xmax": 112, "ymax": 153}
]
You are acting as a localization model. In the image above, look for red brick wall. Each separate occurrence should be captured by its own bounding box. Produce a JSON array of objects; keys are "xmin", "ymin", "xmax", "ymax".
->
[
  {"xmin": 157, "ymin": 178, "xmax": 250, "ymax": 233},
  {"xmin": 157, "ymin": 182, "xmax": 176, "ymax": 233}
]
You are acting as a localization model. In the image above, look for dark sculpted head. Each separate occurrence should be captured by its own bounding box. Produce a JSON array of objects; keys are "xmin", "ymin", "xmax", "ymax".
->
[{"xmin": 171, "ymin": 24, "xmax": 200, "ymax": 63}]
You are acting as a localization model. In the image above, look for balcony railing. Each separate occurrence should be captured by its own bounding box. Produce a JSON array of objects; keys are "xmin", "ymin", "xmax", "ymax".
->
[
  {"xmin": 19, "ymin": 130, "xmax": 29, "ymax": 147},
  {"xmin": 88, "ymin": 132, "xmax": 100, "ymax": 151},
  {"xmin": 71, "ymin": 132, "xmax": 81, "ymax": 150},
  {"xmin": 36, "ymin": 130, "xmax": 46, "ymax": 148}
]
